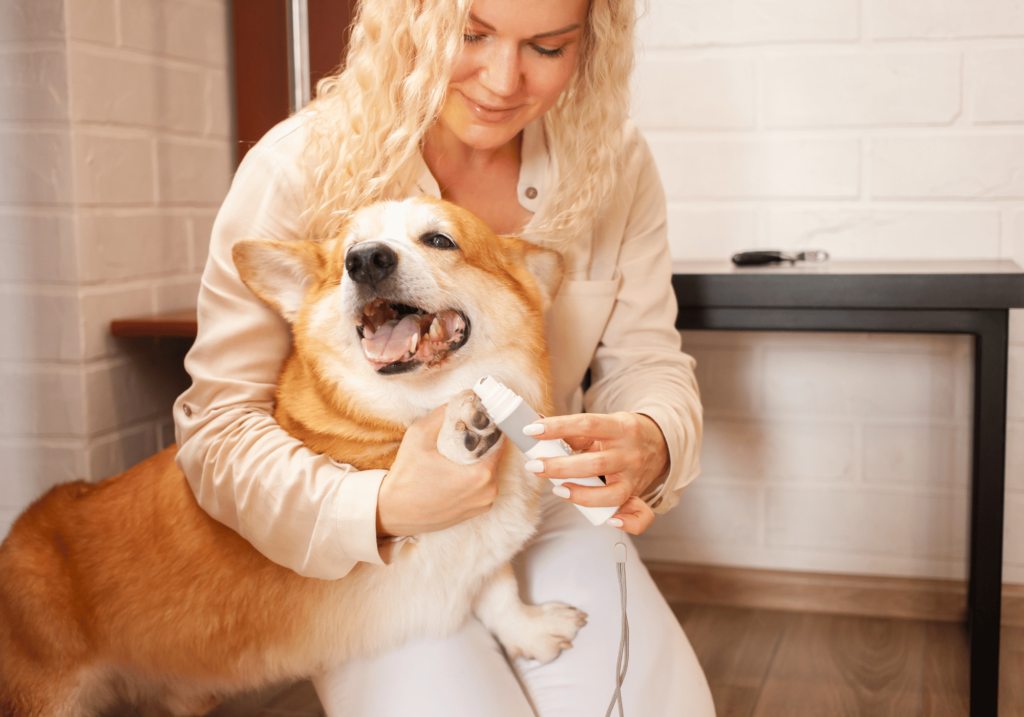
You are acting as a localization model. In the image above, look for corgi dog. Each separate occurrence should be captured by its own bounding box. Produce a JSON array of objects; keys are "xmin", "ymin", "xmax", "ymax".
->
[{"xmin": 0, "ymin": 197, "xmax": 584, "ymax": 717}]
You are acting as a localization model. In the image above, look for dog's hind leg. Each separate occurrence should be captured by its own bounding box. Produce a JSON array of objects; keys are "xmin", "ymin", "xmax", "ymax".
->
[
  {"xmin": 473, "ymin": 563, "xmax": 587, "ymax": 665},
  {"xmin": 0, "ymin": 666, "xmax": 115, "ymax": 717},
  {"xmin": 0, "ymin": 605, "xmax": 104, "ymax": 717}
]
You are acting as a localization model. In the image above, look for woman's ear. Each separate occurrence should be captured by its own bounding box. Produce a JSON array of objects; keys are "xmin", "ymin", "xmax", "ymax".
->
[
  {"xmin": 521, "ymin": 244, "xmax": 565, "ymax": 313},
  {"xmin": 232, "ymin": 239, "xmax": 324, "ymax": 323}
]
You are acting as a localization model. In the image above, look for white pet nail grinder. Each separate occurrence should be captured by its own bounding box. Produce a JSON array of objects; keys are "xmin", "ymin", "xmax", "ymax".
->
[{"xmin": 473, "ymin": 376, "xmax": 620, "ymax": 526}]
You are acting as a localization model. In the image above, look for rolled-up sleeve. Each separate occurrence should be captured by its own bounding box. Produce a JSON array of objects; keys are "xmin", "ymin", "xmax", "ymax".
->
[
  {"xmin": 583, "ymin": 133, "xmax": 702, "ymax": 514},
  {"xmin": 173, "ymin": 120, "xmax": 389, "ymax": 579}
]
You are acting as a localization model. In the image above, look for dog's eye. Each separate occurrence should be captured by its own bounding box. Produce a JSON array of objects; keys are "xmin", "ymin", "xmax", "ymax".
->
[{"xmin": 421, "ymin": 233, "xmax": 458, "ymax": 251}]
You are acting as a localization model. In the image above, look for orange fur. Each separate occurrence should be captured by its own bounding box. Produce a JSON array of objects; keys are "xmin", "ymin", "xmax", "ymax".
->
[{"xmin": 0, "ymin": 198, "xmax": 569, "ymax": 717}]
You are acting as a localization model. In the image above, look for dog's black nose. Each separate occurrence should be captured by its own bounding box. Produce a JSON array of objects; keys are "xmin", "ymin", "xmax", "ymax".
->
[{"xmin": 346, "ymin": 242, "xmax": 398, "ymax": 285}]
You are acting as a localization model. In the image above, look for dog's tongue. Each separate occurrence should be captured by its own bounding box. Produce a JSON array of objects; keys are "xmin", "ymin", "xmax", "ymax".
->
[
  {"xmin": 362, "ymin": 314, "xmax": 424, "ymax": 366},
  {"xmin": 361, "ymin": 310, "xmax": 466, "ymax": 370}
]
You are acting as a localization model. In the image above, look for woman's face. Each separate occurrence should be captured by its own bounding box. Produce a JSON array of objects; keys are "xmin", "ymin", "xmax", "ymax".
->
[{"xmin": 438, "ymin": 0, "xmax": 588, "ymax": 152}]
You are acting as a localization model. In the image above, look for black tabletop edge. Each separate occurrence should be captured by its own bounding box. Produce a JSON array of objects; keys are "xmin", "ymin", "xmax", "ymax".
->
[{"xmin": 671, "ymin": 272, "xmax": 1024, "ymax": 311}]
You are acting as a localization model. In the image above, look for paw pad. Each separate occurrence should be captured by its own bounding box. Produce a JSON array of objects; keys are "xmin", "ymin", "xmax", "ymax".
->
[{"xmin": 440, "ymin": 390, "xmax": 504, "ymax": 464}]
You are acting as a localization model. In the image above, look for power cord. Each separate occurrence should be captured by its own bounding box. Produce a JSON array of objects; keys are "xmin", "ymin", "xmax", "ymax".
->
[{"xmin": 605, "ymin": 540, "xmax": 629, "ymax": 717}]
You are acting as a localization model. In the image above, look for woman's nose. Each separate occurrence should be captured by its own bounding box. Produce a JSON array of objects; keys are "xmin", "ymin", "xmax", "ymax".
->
[{"xmin": 480, "ymin": 43, "xmax": 521, "ymax": 98}]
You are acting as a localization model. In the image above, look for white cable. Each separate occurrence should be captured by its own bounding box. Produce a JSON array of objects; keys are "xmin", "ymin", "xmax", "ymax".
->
[{"xmin": 605, "ymin": 541, "xmax": 629, "ymax": 717}]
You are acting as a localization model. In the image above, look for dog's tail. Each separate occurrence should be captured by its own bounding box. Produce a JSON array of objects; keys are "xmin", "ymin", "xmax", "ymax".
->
[{"xmin": 0, "ymin": 483, "xmax": 98, "ymax": 717}]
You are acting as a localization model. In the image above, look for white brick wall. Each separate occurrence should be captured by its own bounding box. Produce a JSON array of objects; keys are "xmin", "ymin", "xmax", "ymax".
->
[
  {"xmin": 633, "ymin": 0, "xmax": 1024, "ymax": 584},
  {"xmin": 651, "ymin": 137, "xmax": 862, "ymax": 199},
  {"xmin": 2, "ymin": 0, "xmax": 1020, "ymax": 590},
  {"xmin": 0, "ymin": 0, "xmax": 230, "ymax": 537},
  {"xmin": 643, "ymin": 0, "xmax": 859, "ymax": 47},
  {"xmin": 762, "ymin": 52, "xmax": 961, "ymax": 128},
  {"xmin": 641, "ymin": 332, "xmax": 977, "ymax": 579},
  {"xmin": 868, "ymin": 0, "xmax": 1024, "ymax": 40}
]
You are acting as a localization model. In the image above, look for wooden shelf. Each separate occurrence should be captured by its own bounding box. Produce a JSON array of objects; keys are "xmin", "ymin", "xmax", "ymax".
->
[{"xmin": 110, "ymin": 309, "xmax": 197, "ymax": 338}]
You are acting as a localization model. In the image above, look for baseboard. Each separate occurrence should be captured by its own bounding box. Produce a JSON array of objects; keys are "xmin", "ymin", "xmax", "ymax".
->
[
  {"xmin": 1005, "ymin": 583, "xmax": 1024, "ymax": 627},
  {"xmin": 647, "ymin": 561, "xmax": 1024, "ymax": 626}
]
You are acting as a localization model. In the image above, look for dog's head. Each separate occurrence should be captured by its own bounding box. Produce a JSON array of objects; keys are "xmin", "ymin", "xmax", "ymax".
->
[{"xmin": 233, "ymin": 197, "xmax": 564, "ymax": 425}]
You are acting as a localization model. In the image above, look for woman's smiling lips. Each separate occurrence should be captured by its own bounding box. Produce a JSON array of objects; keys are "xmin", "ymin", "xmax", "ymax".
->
[{"xmin": 458, "ymin": 90, "xmax": 522, "ymax": 123}]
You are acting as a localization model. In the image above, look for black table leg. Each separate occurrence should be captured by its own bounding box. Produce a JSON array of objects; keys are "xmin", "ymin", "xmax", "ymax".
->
[
  {"xmin": 968, "ymin": 310, "xmax": 1009, "ymax": 717},
  {"xmin": 677, "ymin": 307, "xmax": 1012, "ymax": 715}
]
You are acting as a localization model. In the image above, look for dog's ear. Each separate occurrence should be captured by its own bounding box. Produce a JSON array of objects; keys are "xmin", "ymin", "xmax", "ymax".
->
[
  {"xmin": 521, "ymin": 244, "xmax": 564, "ymax": 312},
  {"xmin": 232, "ymin": 239, "xmax": 323, "ymax": 323}
]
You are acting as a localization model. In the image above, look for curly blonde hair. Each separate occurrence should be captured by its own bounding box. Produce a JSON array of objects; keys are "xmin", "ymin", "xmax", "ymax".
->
[{"xmin": 304, "ymin": 0, "xmax": 638, "ymax": 248}]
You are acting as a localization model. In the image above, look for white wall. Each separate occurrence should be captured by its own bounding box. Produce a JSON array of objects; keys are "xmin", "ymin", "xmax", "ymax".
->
[
  {"xmin": 631, "ymin": 0, "xmax": 1024, "ymax": 584},
  {"xmin": 0, "ymin": 0, "xmax": 231, "ymax": 537},
  {"xmin": 2, "ymin": 0, "xmax": 1020, "ymax": 587}
]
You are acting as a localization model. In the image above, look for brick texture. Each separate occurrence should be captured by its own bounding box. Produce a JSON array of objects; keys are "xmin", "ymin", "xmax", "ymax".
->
[
  {"xmin": 1, "ymin": 0, "xmax": 230, "ymax": 539},
  {"xmin": 0, "ymin": 50, "xmax": 69, "ymax": 122},
  {"xmin": 968, "ymin": 48, "xmax": 1024, "ymax": 124},
  {"xmin": 632, "ymin": 0, "xmax": 1024, "ymax": 584},
  {"xmin": 634, "ymin": 57, "xmax": 756, "ymax": 130},
  {"xmin": 0, "ymin": 131, "xmax": 74, "ymax": 205},
  {"xmin": 767, "ymin": 209, "xmax": 1002, "ymax": 259},
  {"xmin": 869, "ymin": 0, "xmax": 1024, "ymax": 40},
  {"xmin": 762, "ymin": 52, "xmax": 961, "ymax": 127},
  {"xmin": 0, "ymin": 0, "xmax": 64, "ymax": 43},
  {"xmin": 652, "ymin": 137, "xmax": 861, "ymax": 199},
  {"xmin": 642, "ymin": 0, "xmax": 859, "ymax": 47},
  {"xmin": 870, "ymin": 136, "xmax": 1024, "ymax": 199},
  {"xmin": 3, "ymin": 0, "xmax": 1023, "ymax": 590}
]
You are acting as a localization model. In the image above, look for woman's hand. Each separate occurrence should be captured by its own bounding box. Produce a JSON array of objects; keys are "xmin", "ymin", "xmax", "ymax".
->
[
  {"xmin": 523, "ymin": 412, "xmax": 668, "ymax": 535},
  {"xmin": 377, "ymin": 405, "xmax": 505, "ymax": 537}
]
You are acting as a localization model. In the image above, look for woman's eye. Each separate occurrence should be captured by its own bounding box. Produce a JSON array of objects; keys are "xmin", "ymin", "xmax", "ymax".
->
[
  {"xmin": 463, "ymin": 33, "xmax": 485, "ymax": 44},
  {"xmin": 422, "ymin": 233, "xmax": 458, "ymax": 250},
  {"xmin": 532, "ymin": 44, "xmax": 565, "ymax": 58}
]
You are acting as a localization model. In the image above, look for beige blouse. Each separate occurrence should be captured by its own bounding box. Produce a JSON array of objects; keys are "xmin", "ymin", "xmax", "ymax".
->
[{"xmin": 173, "ymin": 114, "xmax": 702, "ymax": 580}]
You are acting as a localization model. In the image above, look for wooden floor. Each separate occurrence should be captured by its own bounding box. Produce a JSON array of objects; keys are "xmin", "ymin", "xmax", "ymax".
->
[
  {"xmin": 204, "ymin": 602, "xmax": 1024, "ymax": 717},
  {"xmin": 672, "ymin": 602, "xmax": 1024, "ymax": 717},
  {"xmin": 206, "ymin": 680, "xmax": 324, "ymax": 717}
]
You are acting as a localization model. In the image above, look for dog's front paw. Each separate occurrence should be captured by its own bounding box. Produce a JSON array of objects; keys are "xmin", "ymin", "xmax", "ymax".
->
[
  {"xmin": 500, "ymin": 602, "xmax": 588, "ymax": 664},
  {"xmin": 437, "ymin": 389, "xmax": 503, "ymax": 464}
]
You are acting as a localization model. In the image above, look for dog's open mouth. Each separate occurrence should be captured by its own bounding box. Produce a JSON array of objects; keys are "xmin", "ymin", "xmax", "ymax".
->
[{"xmin": 357, "ymin": 298, "xmax": 469, "ymax": 373}]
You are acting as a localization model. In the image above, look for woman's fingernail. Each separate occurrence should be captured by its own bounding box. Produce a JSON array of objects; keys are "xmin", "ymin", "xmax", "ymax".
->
[
  {"xmin": 607, "ymin": 518, "xmax": 624, "ymax": 528},
  {"xmin": 523, "ymin": 423, "xmax": 545, "ymax": 436},
  {"xmin": 524, "ymin": 460, "xmax": 544, "ymax": 473},
  {"xmin": 552, "ymin": 485, "xmax": 571, "ymax": 499}
]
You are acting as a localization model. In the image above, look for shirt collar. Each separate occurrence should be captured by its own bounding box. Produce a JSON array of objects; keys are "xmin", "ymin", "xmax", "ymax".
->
[{"xmin": 412, "ymin": 117, "xmax": 549, "ymax": 214}]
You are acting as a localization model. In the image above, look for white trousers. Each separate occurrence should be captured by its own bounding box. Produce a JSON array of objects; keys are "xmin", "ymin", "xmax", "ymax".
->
[{"xmin": 312, "ymin": 493, "xmax": 716, "ymax": 717}]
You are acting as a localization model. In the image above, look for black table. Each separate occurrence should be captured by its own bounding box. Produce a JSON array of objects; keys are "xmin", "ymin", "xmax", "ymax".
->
[{"xmin": 672, "ymin": 259, "xmax": 1024, "ymax": 717}]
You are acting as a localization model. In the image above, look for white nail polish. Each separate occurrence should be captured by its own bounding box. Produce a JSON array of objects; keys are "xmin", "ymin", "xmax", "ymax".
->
[
  {"xmin": 474, "ymin": 376, "xmax": 620, "ymax": 526},
  {"xmin": 607, "ymin": 518, "xmax": 623, "ymax": 528},
  {"xmin": 522, "ymin": 423, "xmax": 545, "ymax": 436},
  {"xmin": 524, "ymin": 460, "xmax": 544, "ymax": 473},
  {"xmin": 552, "ymin": 485, "xmax": 570, "ymax": 499}
]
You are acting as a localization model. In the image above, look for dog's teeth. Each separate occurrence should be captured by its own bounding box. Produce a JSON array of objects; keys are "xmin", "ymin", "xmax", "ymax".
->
[{"xmin": 429, "ymin": 317, "xmax": 443, "ymax": 341}]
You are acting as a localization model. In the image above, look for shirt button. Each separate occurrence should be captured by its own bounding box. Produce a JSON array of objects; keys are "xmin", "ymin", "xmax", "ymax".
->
[
  {"xmin": 182, "ymin": 403, "xmax": 192, "ymax": 417},
  {"xmin": 525, "ymin": 187, "xmax": 538, "ymax": 200}
]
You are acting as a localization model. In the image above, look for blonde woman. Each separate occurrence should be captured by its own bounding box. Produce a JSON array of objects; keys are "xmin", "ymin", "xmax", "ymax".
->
[{"xmin": 174, "ymin": 0, "xmax": 715, "ymax": 713}]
